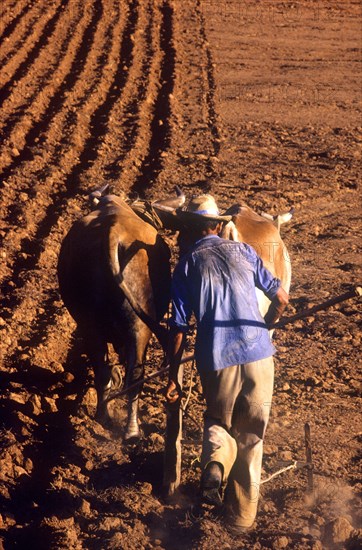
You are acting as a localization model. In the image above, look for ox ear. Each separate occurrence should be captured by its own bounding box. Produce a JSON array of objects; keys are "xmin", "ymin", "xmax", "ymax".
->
[
  {"xmin": 152, "ymin": 187, "xmax": 186, "ymax": 231},
  {"xmin": 261, "ymin": 207, "xmax": 294, "ymax": 231},
  {"xmin": 222, "ymin": 204, "xmax": 243, "ymax": 217}
]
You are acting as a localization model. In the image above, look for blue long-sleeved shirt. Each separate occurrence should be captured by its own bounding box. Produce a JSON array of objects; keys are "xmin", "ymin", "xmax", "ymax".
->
[{"xmin": 170, "ymin": 235, "xmax": 281, "ymax": 371}]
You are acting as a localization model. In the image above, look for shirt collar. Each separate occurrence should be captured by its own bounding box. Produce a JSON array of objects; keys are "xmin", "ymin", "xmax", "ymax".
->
[{"xmin": 194, "ymin": 234, "xmax": 220, "ymax": 246}]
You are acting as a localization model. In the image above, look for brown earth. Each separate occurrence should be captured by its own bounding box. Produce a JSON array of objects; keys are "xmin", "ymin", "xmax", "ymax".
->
[{"xmin": 0, "ymin": 1, "xmax": 361, "ymax": 549}]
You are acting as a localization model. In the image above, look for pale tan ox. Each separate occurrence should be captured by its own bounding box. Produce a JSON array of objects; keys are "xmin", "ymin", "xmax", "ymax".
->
[{"xmin": 221, "ymin": 204, "xmax": 293, "ymax": 318}]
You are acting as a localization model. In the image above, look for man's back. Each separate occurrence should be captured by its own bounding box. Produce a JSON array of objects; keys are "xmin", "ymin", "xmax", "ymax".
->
[{"xmin": 171, "ymin": 235, "xmax": 280, "ymax": 371}]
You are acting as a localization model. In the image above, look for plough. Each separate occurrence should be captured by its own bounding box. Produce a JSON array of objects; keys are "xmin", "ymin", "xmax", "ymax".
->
[
  {"xmin": 103, "ymin": 286, "xmax": 362, "ymax": 495},
  {"xmin": 107, "ymin": 285, "xmax": 361, "ymax": 402},
  {"xmin": 260, "ymin": 423, "xmax": 314, "ymax": 493}
]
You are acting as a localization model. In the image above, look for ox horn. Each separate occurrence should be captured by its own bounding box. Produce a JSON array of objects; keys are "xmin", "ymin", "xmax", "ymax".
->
[
  {"xmin": 151, "ymin": 187, "xmax": 186, "ymax": 231},
  {"xmin": 152, "ymin": 186, "xmax": 185, "ymax": 212},
  {"xmin": 89, "ymin": 183, "xmax": 110, "ymax": 208}
]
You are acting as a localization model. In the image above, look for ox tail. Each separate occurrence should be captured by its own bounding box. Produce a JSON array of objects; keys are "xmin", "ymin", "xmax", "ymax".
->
[
  {"xmin": 108, "ymin": 230, "xmax": 169, "ymax": 351},
  {"xmin": 117, "ymin": 276, "xmax": 169, "ymax": 351}
]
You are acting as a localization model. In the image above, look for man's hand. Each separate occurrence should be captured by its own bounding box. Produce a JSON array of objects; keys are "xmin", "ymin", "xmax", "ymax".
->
[
  {"xmin": 264, "ymin": 286, "xmax": 289, "ymax": 327},
  {"xmin": 165, "ymin": 379, "xmax": 182, "ymax": 404},
  {"xmin": 165, "ymin": 330, "xmax": 186, "ymax": 404}
]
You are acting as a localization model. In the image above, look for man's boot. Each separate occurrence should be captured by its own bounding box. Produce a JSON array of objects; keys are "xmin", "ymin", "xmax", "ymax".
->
[{"xmin": 200, "ymin": 461, "xmax": 223, "ymax": 506}]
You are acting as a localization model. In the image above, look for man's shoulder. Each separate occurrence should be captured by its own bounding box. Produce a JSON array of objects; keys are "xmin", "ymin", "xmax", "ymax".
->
[
  {"xmin": 177, "ymin": 237, "xmax": 258, "ymax": 265},
  {"xmin": 193, "ymin": 236, "xmax": 240, "ymax": 251},
  {"xmin": 215, "ymin": 238, "xmax": 257, "ymax": 259},
  {"xmin": 191, "ymin": 239, "xmax": 257, "ymax": 272}
]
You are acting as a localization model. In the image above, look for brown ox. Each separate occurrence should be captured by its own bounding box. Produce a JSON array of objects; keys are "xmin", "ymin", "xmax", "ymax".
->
[
  {"xmin": 159, "ymin": 199, "xmax": 293, "ymax": 494},
  {"xmin": 57, "ymin": 191, "xmax": 183, "ymax": 441}
]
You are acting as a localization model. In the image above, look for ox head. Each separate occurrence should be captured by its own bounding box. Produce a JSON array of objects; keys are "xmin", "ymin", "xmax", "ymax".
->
[
  {"xmin": 151, "ymin": 186, "xmax": 187, "ymax": 231},
  {"xmin": 88, "ymin": 185, "xmax": 187, "ymax": 230}
]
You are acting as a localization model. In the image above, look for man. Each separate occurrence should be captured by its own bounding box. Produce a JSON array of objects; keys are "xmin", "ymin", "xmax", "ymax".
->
[{"xmin": 165, "ymin": 194, "xmax": 289, "ymax": 533}]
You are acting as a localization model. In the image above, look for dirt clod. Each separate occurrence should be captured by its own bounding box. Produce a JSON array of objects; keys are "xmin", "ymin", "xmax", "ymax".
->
[
  {"xmin": 324, "ymin": 517, "xmax": 354, "ymax": 545},
  {"xmin": 272, "ymin": 536, "xmax": 290, "ymax": 550}
]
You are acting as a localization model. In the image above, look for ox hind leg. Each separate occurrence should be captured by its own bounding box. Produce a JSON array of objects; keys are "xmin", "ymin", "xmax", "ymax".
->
[
  {"xmin": 83, "ymin": 333, "xmax": 111, "ymax": 424},
  {"xmin": 123, "ymin": 327, "xmax": 151, "ymax": 442}
]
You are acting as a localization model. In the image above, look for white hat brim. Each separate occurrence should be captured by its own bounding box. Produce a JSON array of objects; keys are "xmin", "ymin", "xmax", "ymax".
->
[{"xmin": 176, "ymin": 209, "xmax": 232, "ymax": 223}]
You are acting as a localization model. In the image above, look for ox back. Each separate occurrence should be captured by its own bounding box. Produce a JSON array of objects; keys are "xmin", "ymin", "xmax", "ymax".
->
[
  {"xmin": 57, "ymin": 195, "xmax": 171, "ymax": 439},
  {"xmin": 221, "ymin": 205, "xmax": 291, "ymax": 318}
]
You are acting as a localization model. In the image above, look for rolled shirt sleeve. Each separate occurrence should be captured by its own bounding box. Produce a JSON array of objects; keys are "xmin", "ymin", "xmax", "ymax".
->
[{"xmin": 253, "ymin": 254, "xmax": 281, "ymax": 300}]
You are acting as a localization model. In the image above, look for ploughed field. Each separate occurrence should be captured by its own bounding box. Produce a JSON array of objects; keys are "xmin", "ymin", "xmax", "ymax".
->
[{"xmin": 0, "ymin": 1, "xmax": 361, "ymax": 548}]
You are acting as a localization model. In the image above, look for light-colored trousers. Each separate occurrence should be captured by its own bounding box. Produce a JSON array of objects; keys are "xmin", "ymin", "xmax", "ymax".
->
[{"xmin": 199, "ymin": 357, "xmax": 274, "ymax": 528}]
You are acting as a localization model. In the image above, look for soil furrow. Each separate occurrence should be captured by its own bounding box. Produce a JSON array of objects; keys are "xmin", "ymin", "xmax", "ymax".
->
[
  {"xmin": 0, "ymin": 196, "xmax": 79, "ymax": 359},
  {"xmin": 0, "ymin": 0, "xmax": 68, "ymax": 107},
  {"xmin": 2, "ymin": 289, "xmax": 74, "ymax": 374},
  {"xmin": 85, "ymin": 0, "xmax": 169, "ymax": 190},
  {"xmin": 62, "ymin": 0, "xmax": 139, "ymax": 191},
  {"xmin": 0, "ymin": 0, "xmax": 87, "ymax": 143},
  {"xmin": 0, "ymin": 2, "xmax": 132, "ymax": 349},
  {"xmin": 0, "ymin": 0, "xmax": 88, "ymax": 155},
  {"xmin": 0, "ymin": 0, "xmax": 100, "ymax": 197},
  {"xmin": 14, "ymin": 0, "xmax": 120, "ymax": 181},
  {"xmin": 0, "ymin": 0, "xmax": 118, "ymax": 284},
  {"xmin": 148, "ymin": 0, "xmax": 222, "ymax": 197},
  {"xmin": 86, "ymin": 0, "xmax": 156, "ymax": 185},
  {"xmin": 193, "ymin": 0, "xmax": 223, "ymax": 178},
  {"xmin": 0, "ymin": 0, "xmax": 108, "ymax": 289},
  {"xmin": 0, "ymin": 0, "xmax": 35, "ymax": 53},
  {"xmin": 131, "ymin": 0, "xmax": 176, "ymax": 195},
  {"xmin": 0, "ymin": 0, "xmax": 24, "ymax": 30},
  {"xmin": 1, "ymin": 0, "xmax": 157, "ymax": 360},
  {"xmin": 198, "ymin": 2, "xmax": 221, "ymax": 156}
]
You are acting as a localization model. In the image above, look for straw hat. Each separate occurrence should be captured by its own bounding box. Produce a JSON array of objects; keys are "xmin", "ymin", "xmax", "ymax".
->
[{"xmin": 176, "ymin": 194, "xmax": 232, "ymax": 223}]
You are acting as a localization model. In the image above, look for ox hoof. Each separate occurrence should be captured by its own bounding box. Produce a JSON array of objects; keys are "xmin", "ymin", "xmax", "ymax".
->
[
  {"xmin": 163, "ymin": 481, "xmax": 179, "ymax": 497},
  {"xmin": 123, "ymin": 428, "xmax": 141, "ymax": 444}
]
